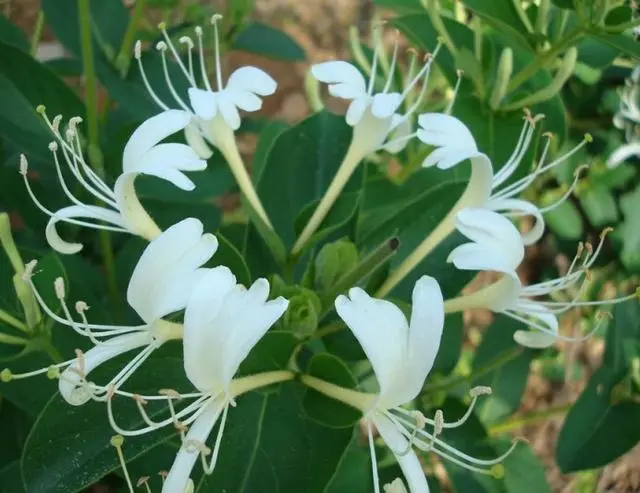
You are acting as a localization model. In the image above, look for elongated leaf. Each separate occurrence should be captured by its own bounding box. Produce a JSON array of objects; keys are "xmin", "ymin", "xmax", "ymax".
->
[
  {"xmin": 257, "ymin": 111, "xmax": 355, "ymax": 249},
  {"xmin": 589, "ymin": 32, "xmax": 640, "ymax": 59},
  {"xmin": 0, "ymin": 14, "xmax": 29, "ymax": 51},
  {"xmin": 464, "ymin": 0, "xmax": 535, "ymax": 51},
  {"xmin": 232, "ymin": 22, "xmax": 306, "ymax": 61},
  {"xmin": 196, "ymin": 381, "xmax": 352, "ymax": 493}
]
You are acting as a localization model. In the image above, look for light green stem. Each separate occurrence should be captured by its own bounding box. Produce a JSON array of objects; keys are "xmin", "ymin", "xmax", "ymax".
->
[
  {"xmin": 0, "ymin": 332, "xmax": 28, "ymax": 346},
  {"xmin": 300, "ymin": 374, "xmax": 375, "ymax": 411},
  {"xmin": 230, "ymin": 371, "xmax": 294, "ymax": 397},
  {"xmin": 292, "ymin": 141, "xmax": 362, "ymax": 255},
  {"xmin": 115, "ymin": 0, "xmax": 148, "ymax": 77},
  {"xmin": 511, "ymin": 0, "xmax": 534, "ymax": 33},
  {"xmin": 30, "ymin": 11, "xmax": 45, "ymax": 56},
  {"xmin": 488, "ymin": 404, "xmax": 571, "ymax": 435},
  {"xmin": 423, "ymin": 0, "xmax": 458, "ymax": 55},
  {"xmin": 0, "ymin": 310, "xmax": 28, "ymax": 333}
]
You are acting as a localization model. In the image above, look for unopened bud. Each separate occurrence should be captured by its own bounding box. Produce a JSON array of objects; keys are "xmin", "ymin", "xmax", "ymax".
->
[
  {"xmin": 490, "ymin": 47, "xmax": 513, "ymax": 110},
  {"xmin": 54, "ymin": 277, "xmax": 65, "ymax": 300},
  {"xmin": 110, "ymin": 434, "xmax": 125, "ymax": 448},
  {"xmin": 1, "ymin": 368, "xmax": 13, "ymax": 382}
]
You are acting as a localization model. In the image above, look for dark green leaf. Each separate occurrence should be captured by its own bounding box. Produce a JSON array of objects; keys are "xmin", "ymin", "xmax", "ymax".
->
[
  {"xmin": 372, "ymin": 0, "xmax": 424, "ymax": 12},
  {"xmin": 232, "ymin": 22, "xmax": 306, "ymax": 61},
  {"xmin": 237, "ymin": 331, "xmax": 298, "ymax": 376},
  {"xmin": 620, "ymin": 187, "xmax": 640, "ymax": 272},
  {"xmin": 500, "ymin": 440, "xmax": 551, "ymax": 493},
  {"xmin": 551, "ymin": 0, "xmax": 574, "ymax": 9},
  {"xmin": 0, "ymin": 461, "xmax": 26, "ymax": 493},
  {"xmin": 432, "ymin": 313, "xmax": 464, "ymax": 376},
  {"xmin": 0, "ymin": 14, "xmax": 29, "ymax": 52},
  {"xmin": 213, "ymin": 233, "xmax": 252, "ymax": 286},
  {"xmin": 196, "ymin": 382, "xmax": 352, "ymax": 493},
  {"xmin": 257, "ymin": 111, "xmax": 355, "ymax": 249},
  {"xmin": 542, "ymin": 199, "xmax": 584, "ymax": 240},
  {"xmin": 602, "ymin": 300, "xmax": 640, "ymax": 374},
  {"xmin": 463, "ymin": 0, "xmax": 535, "ymax": 51},
  {"xmin": 589, "ymin": 33, "xmax": 640, "ymax": 59},
  {"xmin": 303, "ymin": 353, "xmax": 360, "ymax": 428}
]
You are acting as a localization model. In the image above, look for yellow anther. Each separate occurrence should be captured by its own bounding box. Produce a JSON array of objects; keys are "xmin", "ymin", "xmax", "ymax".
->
[
  {"xmin": 491, "ymin": 464, "xmax": 505, "ymax": 479},
  {"xmin": 1, "ymin": 368, "xmax": 13, "ymax": 382},
  {"xmin": 46, "ymin": 366, "xmax": 60, "ymax": 379},
  {"xmin": 110, "ymin": 434, "xmax": 125, "ymax": 448},
  {"xmin": 36, "ymin": 104, "xmax": 46, "ymax": 114}
]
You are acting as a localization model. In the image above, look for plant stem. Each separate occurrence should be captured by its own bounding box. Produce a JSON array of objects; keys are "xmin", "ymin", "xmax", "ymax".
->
[
  {"xmin": 116, "ymin": 0, "xmax": 148, "ymax": 77},
  {"xmin": 30, "ymin": 10, "xmax": 45, "ymax": 56},
  {"xmin": 423, "ymin": 346, "xmax": 523, "ymax": 395},
  {"xmin": 507, "ymin": 27, "xmax": 583, "ymax": 94},
  {"xmin": 488, "ymin": 404, "xmax": 572, "ymax": 435},
  {"xmin": 78, "ymin": 0, "xmax": 119, "ymax": 311}
]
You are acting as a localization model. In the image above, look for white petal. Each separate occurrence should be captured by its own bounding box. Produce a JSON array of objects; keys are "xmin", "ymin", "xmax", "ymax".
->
[
  {"xmin": 346, "ymin": 97, "xmax": 369, "ymax": 126},
  {"xmin": 488, "ymin": 198, "xmax": 545, "ymax": 246},
  {"xmin": 513, "ymin": 330, "xmax": 556, "ymax": 348},
  {"xmin": 131, "ymin": 143, "xmax": 206, "ymax": 189},
  {"xmin": 227, "ymin": 66, "xmax": 277, "ymax": 96},
  {"xmin": 185, "ymin": 121, "xmax": 214, "ymax": 159},
  {"xmin": 59, "ymin": 332, "xmax": 152, "ymax": 405},
  {"xmin": 417, "ymin": 113, "xmax": 476, "ymax": 150},
  {"xmin": 112, "ymin": 173, "xmax": 162, "ymax": 240},
  {"xmin": 372, "ymin": 93, "xmax": 402, "ymax": 119},
  {"xmin": 311, "ymin": 61, "xmax": 366, "ymax": 94},
  {"xmin": 374, "ymin": 413, "xmax": 430, "ymax": 493},
  {"xmin": 218, "ymin": 96, "xmax": 241, "ymax": 131},
  {"xmin": 328, "ymin": 82, "xmax": 365, "ymax": 100},
  {"xmin": 335, "ymin": 288, "xmax": 408, "ymax": 401},
  {"xmin": 128, "ymin": 218, "xmax": 219, "ymax": 324},
  {"xmin": 224, "ymin": 88, "xmax": 263, "ymax": 112},
  {"xmin": 45, "ymin": 205, "xmax": 125, "ymax": 255},
  {"xmin": 162, "ymin": 398, "xmax": 225, "ymax": 493},
  {"xmin": 123, "ymin": 110, "xmax": 191, "ymax": 172},
  {"xmin": 183, "ymin": 266, "xmax": 237, "ymax": 392},
  {"xmin": 607, "ymin": 142, "xmax": 640, "ymax": 168},
  {"xmin": 383, "ymin": 115, "xmax": 413, "ymax": 154},
  {"xmin": 188, "ymin": 88, "xmax": 218, "ymax": 120}
]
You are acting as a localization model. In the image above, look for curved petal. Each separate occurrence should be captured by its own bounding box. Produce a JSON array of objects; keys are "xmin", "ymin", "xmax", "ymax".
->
[
  {"xmin": 382, "ymin": 276, "xmax": 444, "ymax": 409},
  {"xmin": 123, "ymin": 110, "xmax": 191, "ymax": 171},
  {"xmin": 227, "ymin": 66, "xmax": 277, "ymax": 96},
  {"xmin": 218, "ymin": 96, "xmax": 241, "ymax": 131},
  {"xmin": 607, "ymin": 142, "xmax": 640, "ymax": 168},
  {"xmin": 183, "ymin": 266, "xmax": 237, "ymax": 392},
  {"xmin": 335, "ymin": 288, "xmax": 408, "ymax": 400},
  {"xmin": 112, "ymin": 173, "xmax": 162, "ymax": 241},
  {"xmin": 328, "ymin": 82, "xmax": 365, "ymax": 100},
  {"xmin": 225, "ymin": 88, "xmax": 263, "ymax": 112},
  {"xmin": 374, "ymin": 413, "xmax": 430, "ymax": 493},
  {"xmin": 383, "ymin": 114, "xmax": 413, "ymax": 154},
  {"xmin": 513, "ymin": 330, "xmax": 557, "ymax": 348},
  {"xmin": 311, "ymin": 61, "xmax": 366, "ymax": 94},
  {"xmin": 185, "ymin": 121, "xmax": 213, "ymax": 159},
  {"xmin": 346, "ymin": 97, "xmax": 370, "ymax": 126},
  {"xmin": 188, "ymin": 88, "xmax": 218, "ymax": 120},
  {"xmin": 59, "ymin": 332, "xmax": 152, "ymax": 405},
  {"xmin": 372, "ymin": 93, "xmax": 402, "ymax": 119},
  {"xmin": 162, "ymin": 398, "xmax": 225, "ymax": 493},
  {"xmin": 46, "ymin": 205, "xmax": 125, "ymax": 255},
  {"xmin": 488, "ymin": 198, "xmax": 545, "ymax": 246},
  {"xmin": 417, "ymin": 113, "xmax": 477, "ymax": 150},
  {"xmin": 128, "ymin": 218, "xmax": 219, "ymax": 324}
]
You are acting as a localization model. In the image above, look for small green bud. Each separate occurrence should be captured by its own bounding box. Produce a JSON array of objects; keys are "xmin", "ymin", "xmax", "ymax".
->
[
  {"xmin": 315, "ymin": 239, "xmax": 359, "ymax": 292},
  {"xmin": 489, "ymin": 47, "xmax": 513, "ymax": 110},
  {"xmin": 1, "ymin": 368, "xmax": 12, "ymax": 382},
  {"xmin": 282, "ymin": 291, "xmax": 322, "ymax": 339}
]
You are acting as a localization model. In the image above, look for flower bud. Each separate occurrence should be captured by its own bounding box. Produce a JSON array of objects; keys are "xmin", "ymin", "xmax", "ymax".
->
[
  {"xmin": 490, "ymin": 47, "xmax": 513, "ymax": 110},
  {"xmin": 314, "ymin": 239, "xmax": 359, "ymax": 292}
]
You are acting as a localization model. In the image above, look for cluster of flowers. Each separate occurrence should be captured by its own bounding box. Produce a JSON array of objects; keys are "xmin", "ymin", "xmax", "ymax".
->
[
  {"xmin": 5, "ymin": 17, "xmax": 636, "ymax": 493},
  {"xmin": 609, "ymin": 65, "xmax": 640, "ymax": 168}
]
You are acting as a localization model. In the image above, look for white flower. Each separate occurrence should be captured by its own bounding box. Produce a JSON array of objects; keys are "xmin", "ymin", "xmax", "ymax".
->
[
  {"xmin": 609, "ymin": 66, "xmax": 640, "ymax": 168},
  {"xmin": 417, "ymin": 112, "xmax": 590, "ymax": 246},
  {"xmin": 158, "ymin": 269, "xmax": 288, "ymax": 493},
  {"xmin": 332, "ymin": 277, "xmax": 514, "ymax": 492},
  {"xmin": 607, "ymin": 142, "xmax": 640, "ymax": 168},
  {"xmin": 17, "ymin": 218, "xmax": 217, "ymax": 404},
  {"xmin": 134, "ymin": 15, "xmax": 275, "ymax": 228},
  {"xmin": 446, "ymin": 225, "xmax": 637, "ymax": 348},
  {"xmin": 21, "ymin": 110, "xmax": 205, "ymax": 254}
]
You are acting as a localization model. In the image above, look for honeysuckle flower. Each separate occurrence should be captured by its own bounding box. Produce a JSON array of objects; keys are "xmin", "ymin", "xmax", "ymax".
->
[
  {"xmin": 301, "ymin": 277, "xmax": 516, "ymax": 493},
  {"xmin": 445, "ymin": 225, "xmax": 638, "ymax": 348},
  {"xmin": 104, "ymin": 267, "xmax": 289, "ymax": 492},
  {"xmin": 21, "ymin": 109, "xmax": 205, "ymax": 254},
  {"xmin": 377, "ymin": 111, "xmax": 589, "ymax": 297},
  {"xmin": 292, "ymin": 40, "xmax": 444, "ymax": 255},
  {"xmin": 608, "ymin": 66, "xmax": 640, "ymax": 168},
  {"xmin": 135, "ymin": 15, "xmax": 275, "ymax": 228},
  {"xmin": 6, "ymin": 218, "xmax": 217, "ymax": 404}
]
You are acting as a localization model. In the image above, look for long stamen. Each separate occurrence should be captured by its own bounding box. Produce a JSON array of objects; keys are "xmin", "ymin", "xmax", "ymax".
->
[
  {"xmin": 194, "ymin": 26, "xmax": 213, "ymax": 92},
  {"xmin": 156, "ymin": 42, "xmax": 191, "ymax": 111},
  {"xmin": 445, "ymin": 69, "xmax": 464, "ymax": 115},
  {"xmin": 134, "ymin": 41, "xmax": 170, "ymax": 110},
  {"xmin": 202, "ymin": 402, "xmax": 230, "ymax": 474},
  {"xmin": 211, "ymin": 15, "xmax": 224, "ymax": 91},
  {"xmin": 158, "ymin": 22, "xmax": 196, "ymax": 85},
  {"xmin": 179, "ymin": 36, "xmax": 196, "ymax": 83},
  {"xmin": 368, "ymin": 37, "xmax": 380, "ymax": 96},
  {"xmin": 538, "ymin": 165, "xmax": 588, "ymax": 214},
  {"xmin": 492, "ymin": 116, "xmax": 535, "ymax": 188},
  {"xmin": 382, "ymin": 34, "xmax": 399, "ymax": 94}
]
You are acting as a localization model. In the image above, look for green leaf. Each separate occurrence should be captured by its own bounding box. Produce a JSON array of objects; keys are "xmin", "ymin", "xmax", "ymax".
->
[
  {"xmin": 579, "ymin": 184, "xmax": 618, "ymax": 226},
  {"xmin": 0, "ymin": 42, "xmax": 84, "ymax": 162},
  {"xmin": 0, "ymin": 461, "xmax": 26, "ymax": 493},
  {"xmin": 21, "ymin": 356, "xmax": 191, "ymax": 493},
  {"xmin": 588, "ymin": 32, "xmax": 640, "ymax": 59},
  {"xmin": 474, "ymin": 316, "xmax": 533, "ymax": 424},
  {"xmin": 196, "ymin": 381, "xmax": 353, "ymax": 493},
  {"xmin": 303, "ymin": 353, "xmax": 360, "ymax": 428},
  {"xmin": 257, "ymin": 111, "xmax": 355, "ymax": 249},
  {"xmin": 322, "ymin": 438, "xmax": 370, "ymax": 493},
  {"xmin": 556, "ymin": 367, "xmax": 640, "ymax": 472},
  {"xmin": 542, "ymin": 199, "xmax": 584, "ymax": 240},
  {"xmin": 237, "ymin": 331, "xmax": 298, "ymax": 376},
  {"xmin": 463, "ymin": 0, "xmax": 534, "ymax": 51},
  {"xmin": 213, "ymin": 233, "xmax": 252, "ymax": 286},
  {"xmin": 551, "ymin": 0, "xmax": 574, "ymax": 9},
  {"xmin": 0, "ymin": 14, "xmax": 29, "ymax": 52},
  {"xmin": 232, "ymin": 22, "xmax": 306, "ymax": 61},
  {"xmin": 432, "ymin": 313, "xmax": 464, "ymax": 376},
  {"xmin": 500, "ymin": 440, "xmax": 551, "ymax": 493},
  {"xmin": 620, "ymin": 187, "xmax": 640, "ymax": 272},
  {"xmin": 602, "ymin": 300, "xmax": 640, "ymax": 374}
]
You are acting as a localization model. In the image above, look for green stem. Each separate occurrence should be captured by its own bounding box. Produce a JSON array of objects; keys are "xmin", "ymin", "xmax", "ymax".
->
[
  {"xmin": 423, "ymin": 0, "xmax": 458, "ymax": 55},
  {"xmin": 511, "ymin": 0, "xmax": 535, "ymax": 33},
  {"xmin": 488, "ymin": 404, "xmax": 572, "ymax": 435},
  {"xmin": 30, "ymin": 10, "xmax": 45, "ymax": 56},
  {"xmin": 115, "ymin": 0, "xmax": 148, "ymax": 77},
  {"xmin": 0, "ymin": 332, "xmax": 28, "ymax": 346},
  {"xmin": 0, "ymin": 310, "xmax": 28, "ymax": 333},
  {"xmin": 423, "ymin": 346, "xmax": 523, "ymax": 395},
  {"xmin": 507, "ymin": 27, "xmax": 583, "ymax": 94}
]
